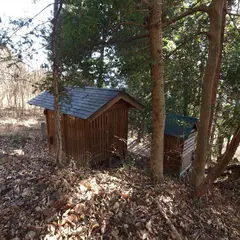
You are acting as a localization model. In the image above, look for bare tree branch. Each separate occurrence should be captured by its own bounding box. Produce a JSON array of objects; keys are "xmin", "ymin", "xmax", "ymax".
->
[
  {"xmin": 9, "ymin": 3, "xmax": 53, "ymax": 38},
  {"xmin": 228, "ymin": 12, "xmax": 240, "ymax": 17},
  {"xmin": 228, "ymin": 13, "xmax": 240, "ymax": 36},
  {"xmin": 162, "ymin": 5, "xmax": 209, "ymax": 28},
  {"xmin": 152, "ymin": 197, "xmax": 183, "ymax": 240}
]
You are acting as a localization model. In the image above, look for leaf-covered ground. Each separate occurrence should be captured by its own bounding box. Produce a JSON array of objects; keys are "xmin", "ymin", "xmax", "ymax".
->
[{"xmin": 0, "ymin": 113, "xmax": 239, "ymax": 240}]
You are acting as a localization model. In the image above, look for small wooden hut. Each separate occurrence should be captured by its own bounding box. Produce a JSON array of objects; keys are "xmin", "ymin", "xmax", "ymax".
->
[
  {"xmin": 28, "ymin": 87, "xmax": 144, "ymax": 167},
  {"xmin": 164, "ymin": 114, "xmax": 198, "ymax": 176}
]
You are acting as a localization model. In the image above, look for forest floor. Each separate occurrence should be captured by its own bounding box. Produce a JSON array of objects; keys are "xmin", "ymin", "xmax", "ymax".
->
[{"xmin": 0, "ymin": 113, "xmax": 240, "ymax": 240}]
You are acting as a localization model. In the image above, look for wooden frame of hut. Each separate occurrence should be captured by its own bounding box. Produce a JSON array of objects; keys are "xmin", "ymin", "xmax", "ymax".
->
[
  {"xmin": 28, "ymin": 87, "xmax": 144, "ymax": 167},
  {"xmin": 164, "ymin": 114, "xmax": 198, "ymax": 176}
]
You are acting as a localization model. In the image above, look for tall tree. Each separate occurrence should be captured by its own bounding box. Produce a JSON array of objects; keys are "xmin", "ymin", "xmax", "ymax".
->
[
  {"xmin": 52, "ymin": 0, "xmax": 63, "ymax": 167},
  {"xmin": 148, "ymin": 0, "xmax": 165, "ymax": 182},
  {"xmin": 192, "ymin": 0, "xmax": 226, "ymax": 186}
]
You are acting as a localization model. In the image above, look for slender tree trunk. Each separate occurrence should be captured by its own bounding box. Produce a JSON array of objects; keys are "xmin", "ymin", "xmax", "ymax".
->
[
  {"xmin": 137, "ymin": 118, "xmax": 145, "ymax": 143},
  {"xmin": 52, "ymin": 0, "xmax": 63, "ymax": 167},
  {"xmin": 192, "ymin": 0, "xmax": 225, "ymax": 186},
  {"xmin": 208, "ymin": 1, "xmax": 227, "ymax": 136},
  {"xmin": 137, "ymin": 129, "xmax": 142, "ymax": 143},
  {"xmin": 149, "ymin": 0, "xmax": 165, "ymax": 183},
  {"xmin": 97, "ymin": 2, "xmax": 106, "ymax": 87},
  {"xmin": 196, "ymin": 126, "xmax": 240, "ymax": 197},
  {"xmin": 207, "ymin": 121, "xmax": 216, "ymax": 165},
  {"xmin": 183, "ymin": 96, "xmax": 188, "ymax": 116},
  {"xmin": 217, "ymin": 134, "xmax": 224, "ymax": 156},
  {"xmin": 131, "ymin": 125, "xmax": 134, "ymax": 138},
  {"xmin": 194, "ymin": 52, "xmax": 205, "ymax": 117},
  {"xmin": 207, "ymin": 89, "xmax": 223, "ymax": 163},
  {"xmin": 183, "ymin": 71, "xmax": 189, "ymax": 116}
]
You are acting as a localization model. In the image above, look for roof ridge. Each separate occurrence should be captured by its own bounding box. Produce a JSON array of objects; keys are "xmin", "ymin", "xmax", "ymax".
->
[
  {"xmin": 85, "ymin": 86, "xmax": 121, "ymax": 92},
  {"xmin": 65, "ymin": 86, "xmax": 121, "ymax": 92}
]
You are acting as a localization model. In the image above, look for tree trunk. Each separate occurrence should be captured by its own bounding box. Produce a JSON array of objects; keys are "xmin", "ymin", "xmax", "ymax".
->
[
  {"xmin": 196, "ymin": 126, "xmax": 240, "ymax": 197},
  {"xmin": 217, "ymin": 134, "xmax": 224, "ymax": 156},
  {"xmin": 208, "ymin": 1, "xmax": 227, "ymax": 136},
  {"xmin": 207, "ymin": 88, "xmax": 223, "ymax": 163},
  {"xmin": 207, "ymin": 121, "xmax": 216, "ymax": 165},
  {"xmin": 137, "ymin": 118, "xmax": 145, "ymax": 143},
  {"xmin": 131, "ymin": 125, "xmax": 134, "ymax": 138},
  {"xmin": 149, "ymin": 0, "xmax": 165, "ymax": 183},
  {"xmin": 192, "ymin": 0, "xmax": 225, "ymax": 186},
  {"xmin": 52, "ymin": 0, "xmax": 63, "ymax": 167}
]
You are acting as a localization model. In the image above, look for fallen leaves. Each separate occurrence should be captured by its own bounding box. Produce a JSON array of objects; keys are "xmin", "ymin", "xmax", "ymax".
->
[{"xmin": 0, "ymin": 114, "xmax": 239, "ymax": 239}]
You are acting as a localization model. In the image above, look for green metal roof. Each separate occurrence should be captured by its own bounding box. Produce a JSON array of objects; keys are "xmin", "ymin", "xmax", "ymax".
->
[{"xmin": 165, "ymin": 114, "xmax": 198, "ymax": 139}]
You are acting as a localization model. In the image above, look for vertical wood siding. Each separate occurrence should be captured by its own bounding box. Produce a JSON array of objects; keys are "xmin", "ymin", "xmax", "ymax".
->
[
  {"xmin": 90, "ymin": 102, "xmax": 128, "ymax": 166},
  {"xmin": 45, "ymin": 109, "xmax": 56, "ymax": 155},
  {"xmin": 64, "ymin": 115, "xmax": 90, "ymax": 167},
  {"xmin": 164, "ymin": 132, "xmax": 196, "ymax": 175},
  {"xmin": 180, "ymin": 132, "xmax": 196, "ymax": 174},
  {"xmin": 45, "ymin": 101, "xmax": 129, "ymax": 168},
  {"xmin": 164, "ymin": 135, "xmax": 183, "ymax": 173}
]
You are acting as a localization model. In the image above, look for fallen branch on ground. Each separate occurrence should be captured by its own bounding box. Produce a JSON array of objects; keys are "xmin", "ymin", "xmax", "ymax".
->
[{"xmin": 152, "ymin": 197, "xmax": 183, "ymax": 240}]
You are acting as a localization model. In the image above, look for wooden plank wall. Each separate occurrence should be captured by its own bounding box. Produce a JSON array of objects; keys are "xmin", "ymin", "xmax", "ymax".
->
[
  {"xmin": 164, "ymin": 135, "xmax": 183, "ymax": 173},
  {"xmin": 45, "ymin": 101, "xmax": 129, "ymax": 168},
  {"xmin": 108, "ymin": 107, "xmax": 128, "ymax": 157},
  {"xmin": 64, "ymin": 115, "xmax": 90, "ymax": 168},
  {"xmin": 91, "ymin": 112, "xmax": 109, "ymax": 166},
  {"xmin": 45, "ymin": 110, "xmax": 90, "ymax": 167},
  {"xmin": 164, "ymin": 131, "xmax": 196, "ymax": 175},
  {"xmin": 180, "ymin": 132, "xmax": 196, "ymax": 174},
  {"xmin": 182, "ymin": 132, "xmax": 196, "ymax": 157},
  {"xmin": 45, "ymin": 109, "xmax": 56, "ymax": 155},
  {"xmin": 90, "ymin": 102, "xmax": 128, "ymax": 166}
]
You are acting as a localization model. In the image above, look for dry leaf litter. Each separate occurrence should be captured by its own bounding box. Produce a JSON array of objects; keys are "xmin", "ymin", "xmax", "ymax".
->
[{"xmin": 0, "ymin": 113, "xmax": 239, "ymax": 240}]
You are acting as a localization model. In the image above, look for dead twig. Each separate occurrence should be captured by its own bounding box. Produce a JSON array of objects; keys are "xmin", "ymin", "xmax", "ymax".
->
[{"xmin": 152, "ymin": 197, "xmax": 183, "ymax": 240}]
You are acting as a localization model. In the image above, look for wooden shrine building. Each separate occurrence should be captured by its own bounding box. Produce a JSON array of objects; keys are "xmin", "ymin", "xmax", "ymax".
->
[
  {"xmin": 164, "ymin": 114, "xmax": 198, "ymax": 176},
  {"xmin": 28, "ymin": 87, "xmax": 144, "ymax": 167}
]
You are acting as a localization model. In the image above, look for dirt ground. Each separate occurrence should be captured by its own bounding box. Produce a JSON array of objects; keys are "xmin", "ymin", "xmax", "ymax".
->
[{"xmin": 0, "ymin": 113, "xmax": 239, "ymax": 240}]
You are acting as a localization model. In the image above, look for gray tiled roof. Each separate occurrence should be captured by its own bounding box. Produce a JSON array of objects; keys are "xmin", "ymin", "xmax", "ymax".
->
[{"xmin": 28, "ymin": 87, "xmax": 120, "ymax": 119}]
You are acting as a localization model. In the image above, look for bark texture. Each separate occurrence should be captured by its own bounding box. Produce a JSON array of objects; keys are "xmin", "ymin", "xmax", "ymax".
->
[
  {"xmin": 192, "ymin": 0, "xmax": 226, "ymax": 186},
  {"xmin": 149, "ymin": 0, "xmax": 165, "ymax": 183},
  {"xmin": 196, "ymin": 126, "xmax": 240, "ymax": 197},
  {"xmin": 52, "ymin": 0, "xmax": 63, "ymax": 167},
  {"xmin": 208, "ymin": 1, "xmax": 227, "ymax": 136}
]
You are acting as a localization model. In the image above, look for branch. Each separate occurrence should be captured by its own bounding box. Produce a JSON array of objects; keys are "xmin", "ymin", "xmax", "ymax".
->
[
  {"xmin": 152, "ymin": 197, "xmax": 183, "ymax": 240},
  {"xmin": 123, "ymin": 9, "xmax": 149, "ymax": 17},
  {"xmin": 228, "ymin": 12, "xmax": 240, "ymax": 17},
  {"xmin": 9, "ymin": 3, "xmax": 53, "ymax": 38},
  {"xmin": 165, "ymin": 31, "xmax": 208, "ymax": 59},
  {"xmin": 100, "ymin": 33, "xmax": 149, "ymax": 46},
  {"xmin": 228, "ymin": 13, "xmax": 240, "ymax": 37},
  {"xmin": 163, "ymin": 5, "xmax": 209, "ymax": 28},
  {"xmin": 141, "ymin": 0, "xmax": 151, "ymax": 8},
  {"xmin": 56, "ymin": 0, "xmax": 63, "ymax": 19},
  {"xmin": 112, "ymin": 22, "xmax": 147, "ymax": 33}
]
